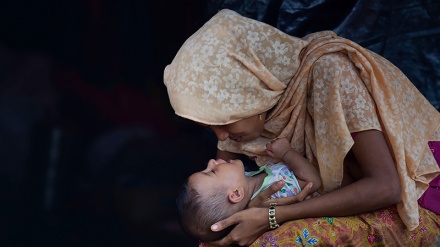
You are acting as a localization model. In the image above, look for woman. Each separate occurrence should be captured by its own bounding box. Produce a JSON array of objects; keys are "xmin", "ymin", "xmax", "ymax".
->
[{"xmin": 164, "ymin": 9, "xmax": 440, "ymax": 246}]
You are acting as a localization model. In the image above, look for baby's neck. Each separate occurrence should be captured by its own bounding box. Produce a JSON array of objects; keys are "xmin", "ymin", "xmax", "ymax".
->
[
  {"xmin": 233, "ymin": 173, "xmax": 266, "ymax": 211},
  {"xmin": 247, "ymin": 173, "xmax": 266, "ymax": 199}
]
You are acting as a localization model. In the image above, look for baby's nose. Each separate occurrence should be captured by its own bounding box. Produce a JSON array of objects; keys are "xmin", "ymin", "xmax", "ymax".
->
[{"xmin": 207, "ymin": 159, "xmax": 217, "ymax": 169}]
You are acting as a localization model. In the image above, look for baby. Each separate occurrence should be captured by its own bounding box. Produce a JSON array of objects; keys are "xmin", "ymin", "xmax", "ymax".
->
[{"xmin": 176, "ymin": 137, "xmax": 322, "ymax": 242}]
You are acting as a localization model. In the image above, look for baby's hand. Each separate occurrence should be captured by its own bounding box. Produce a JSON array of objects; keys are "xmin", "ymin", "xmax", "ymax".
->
[{"xmin": 265, "ymin": 137, "xmax": 291, "ymax": 159}]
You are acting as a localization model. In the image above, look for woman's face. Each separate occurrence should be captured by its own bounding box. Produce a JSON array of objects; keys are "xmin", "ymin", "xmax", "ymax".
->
[{"xmin": 209, "ymin": 114, "xmax": 265, "ymax": 142}]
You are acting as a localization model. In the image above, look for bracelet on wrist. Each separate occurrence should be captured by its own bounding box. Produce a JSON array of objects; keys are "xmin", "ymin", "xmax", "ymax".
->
[{"xmin": 268, "ymin": 203, "xmax": 280, "ymax": 230}]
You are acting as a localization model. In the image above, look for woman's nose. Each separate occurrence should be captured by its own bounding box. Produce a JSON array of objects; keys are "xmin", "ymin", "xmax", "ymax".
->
[{"xmin": 211, "ymin": 127, "xmax": 229, "ymax": 141}]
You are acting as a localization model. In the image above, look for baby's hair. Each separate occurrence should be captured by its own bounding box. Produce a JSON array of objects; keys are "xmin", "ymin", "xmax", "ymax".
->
[{"xmin": 176, "ymin": 178, "xmax": 236, "ymax": 242}]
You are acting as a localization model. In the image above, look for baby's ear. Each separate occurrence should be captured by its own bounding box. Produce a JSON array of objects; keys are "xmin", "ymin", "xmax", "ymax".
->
[{"xmin": 228, "ymin": 187, "xmax": 245, "ymax": 204}]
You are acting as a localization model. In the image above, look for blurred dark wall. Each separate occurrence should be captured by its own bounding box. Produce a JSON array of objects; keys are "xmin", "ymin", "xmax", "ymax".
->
[{"xmin": 0, "ymin": 1, "xmax": 213, "ymax": 246}]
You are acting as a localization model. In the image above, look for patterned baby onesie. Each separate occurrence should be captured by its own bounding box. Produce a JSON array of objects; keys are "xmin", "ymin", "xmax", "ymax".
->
[{"xmin": 246, "ymin": 162, "xmax": 301, "ymax": 200}]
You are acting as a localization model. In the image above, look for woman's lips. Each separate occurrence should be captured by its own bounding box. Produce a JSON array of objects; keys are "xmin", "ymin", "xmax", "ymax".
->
[{"xmin": 230, "ymin": 136, "xmax": 241, "ymax": 142}]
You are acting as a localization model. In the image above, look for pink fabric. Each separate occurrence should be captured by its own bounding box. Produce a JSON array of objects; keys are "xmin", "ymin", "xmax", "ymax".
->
[
  {"xmin": 351, "ymin": 132, "xmax": 440, "ymax": 215},
  {"xmin": 418, "ymin": 141, "xmax": 440, "ymax": 214},
  {"xmin": 428, "ymin": 141, "xmax": 440, "ymax": 177}
]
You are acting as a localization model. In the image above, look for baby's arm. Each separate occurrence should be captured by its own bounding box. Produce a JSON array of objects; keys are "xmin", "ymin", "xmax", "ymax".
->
[{"xmin": 266, "ymin": 138, "xmax": 321, "ymax": 193}]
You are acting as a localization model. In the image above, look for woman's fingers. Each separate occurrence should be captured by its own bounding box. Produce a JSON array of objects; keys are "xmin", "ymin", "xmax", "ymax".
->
[
  {"xmin": 260, "ymin": 180, "xmax": 285, "ymax": 197},
  {"xmin": 298, "ymin": 182, "xmax": 313, "ymax": 199},
  {"xmin": 210, "ymin": 235, "xmax": 232, "ymax": 247},
  {"xmin": 248, "ymin": 181, "xmax": 313, "ymax": 208},
  {"xmin": 210, "ymin": 212, "xmax": 243, "ymax": 246},
  {"xmin": 247, "ymin": 180, "xmax": 284, "ymax": 208},
  {"xmin": 211, "ymin": 214, "xmax": 239, "ymax": 233},
  {"xmin": 267, "ymin": 182, "xmax": 313, "ymax": 206},
  {"xmin": 210, "ymin": 208, "xmax": 268, "ymax": 246},
  {"xmin": 287, "ymin": 182, "xmax": 312, "ymax": 203},
  {"xmin": 211, "ymin": 236, "xmax": 253, "ymax": 247}
]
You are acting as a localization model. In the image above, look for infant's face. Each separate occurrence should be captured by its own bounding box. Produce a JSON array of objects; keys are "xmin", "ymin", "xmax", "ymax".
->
[{"xmin": 189, "ymin": 159, "xmax": 246, "ymax": 192}]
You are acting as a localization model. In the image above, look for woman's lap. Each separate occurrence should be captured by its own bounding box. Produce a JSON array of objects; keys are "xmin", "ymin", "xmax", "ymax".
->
[
  {"xmin": 200, "ymin": 205, "xmax": 440, "ymax": 247},
  {"xmin": 249, "ymin": 206, "xmax": 440, "ymax": 247}
]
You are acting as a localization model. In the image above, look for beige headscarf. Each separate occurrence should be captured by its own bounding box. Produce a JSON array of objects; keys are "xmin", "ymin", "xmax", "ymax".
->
[{"xmin": 164, "ymin": 9, "xmax": 440, "ymax": 230}]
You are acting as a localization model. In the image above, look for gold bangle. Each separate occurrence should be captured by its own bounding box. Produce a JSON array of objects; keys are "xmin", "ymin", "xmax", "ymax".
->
[{"xmin": 268, "ymin": 203, "xmax": 280, "ymax": 230}]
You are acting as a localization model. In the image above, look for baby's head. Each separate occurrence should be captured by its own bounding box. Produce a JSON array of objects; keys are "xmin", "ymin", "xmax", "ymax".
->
[{"xmin": 176, "ymin": 159, "xmax": 248, "ymax": 242}]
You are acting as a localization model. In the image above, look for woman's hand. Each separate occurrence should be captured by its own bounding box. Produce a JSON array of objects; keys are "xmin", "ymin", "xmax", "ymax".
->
[
  {"xmin": 247, "ymin": 180, "xmax": 313, "ymax": 208},
  {"xmin": 209, "ymin": 182, "xmax": 311, "ymax": 247},
  {"xmin": 209, "ymin": 207, "xmax": 268, "ymax": 247}
]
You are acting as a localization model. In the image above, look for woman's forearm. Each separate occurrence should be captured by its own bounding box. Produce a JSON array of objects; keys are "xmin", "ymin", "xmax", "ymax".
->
[
  {"xmin": 275, "ymin": 130, "xmax": 402, "ymax": 223},
  {"xmin": 276, "ymin": 176, "xmax": 401, "ymax": 223}
]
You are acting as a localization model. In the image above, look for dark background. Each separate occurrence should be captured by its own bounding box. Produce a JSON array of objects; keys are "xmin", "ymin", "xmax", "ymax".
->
[
  {"xmin": 0, "ymin": 1, "xmax": 214, "ymax": 246},
  {"xmin": 0, "ymin": 0, "xmax": 439, "ymax": 247}
]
